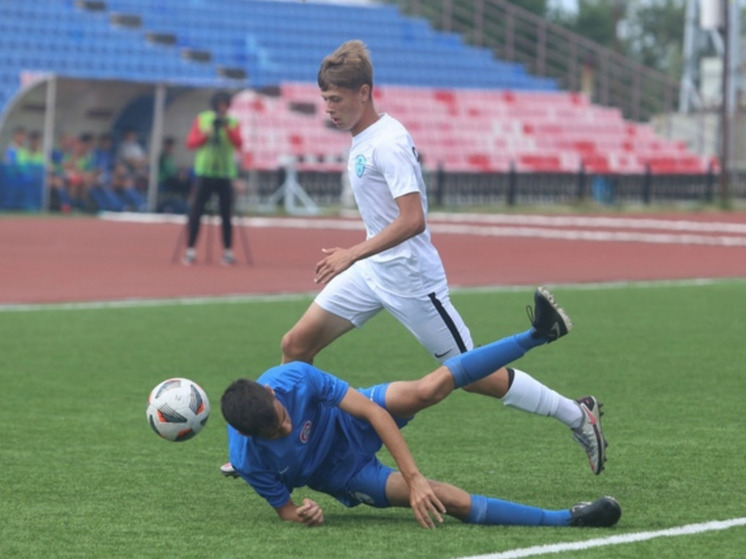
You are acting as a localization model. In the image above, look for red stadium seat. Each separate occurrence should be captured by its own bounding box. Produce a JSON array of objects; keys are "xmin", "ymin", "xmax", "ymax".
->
[{"xmin": 231, "ymin": 82, "xmax": 710, "ymax": 175}]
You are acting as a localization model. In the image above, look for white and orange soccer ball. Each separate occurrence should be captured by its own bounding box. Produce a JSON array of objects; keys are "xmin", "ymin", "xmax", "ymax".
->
[{"xmin": 146, "ymin": 378, "xmax": 210, "ymax": 442}]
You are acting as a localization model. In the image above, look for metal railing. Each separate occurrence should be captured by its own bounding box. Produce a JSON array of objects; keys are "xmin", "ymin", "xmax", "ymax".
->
[{"xmin": 389, "ymin": 0, "xmax": 680, "ymax": 122}]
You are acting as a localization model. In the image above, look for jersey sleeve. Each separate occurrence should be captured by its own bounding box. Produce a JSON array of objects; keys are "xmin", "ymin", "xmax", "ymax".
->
[
  {"xmin": 372, "ymin": 137, "xmax": 421, "ymax": 200},
  {"xmin": 242, "ymin": 469, "xmax": 291, "ymax": 509},
  {"xmin": 185, "ymin": 116, "xmax": 208, "ymax": 150},
  {"xmin": 228, "ymin": 425, "xmax": 291, "ymax": 509},
  {"xmin": 299, "ymin": 362, "xmax": 349, "ymax": 408}
]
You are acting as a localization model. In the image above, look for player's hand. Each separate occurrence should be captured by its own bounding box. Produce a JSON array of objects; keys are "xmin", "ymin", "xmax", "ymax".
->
[
  {"xmin": 314, "ymin": 247, "xmax": 354, "ymax": 285},
  {"xmin": 296, "ymin": 498, "xmax": 325, "ymax": 527},
  {"xmin": 408, "ymin": 475, "xmax": 446, "ymax": 529}
]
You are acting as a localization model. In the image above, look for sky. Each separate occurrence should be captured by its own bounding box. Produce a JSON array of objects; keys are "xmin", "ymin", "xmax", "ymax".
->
[{"xmin": 548, "ymin": 0, "xmax": 578, "ymax": 13}]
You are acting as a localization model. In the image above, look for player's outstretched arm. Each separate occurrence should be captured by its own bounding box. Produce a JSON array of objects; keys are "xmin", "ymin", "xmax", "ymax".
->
[
  {"xmin": 275, "ymin": 498, "xmax": 325, "ymax": 527},
  {"xmin": 338, "ymin": 388, "xmax": 446, "ymax": 528}
]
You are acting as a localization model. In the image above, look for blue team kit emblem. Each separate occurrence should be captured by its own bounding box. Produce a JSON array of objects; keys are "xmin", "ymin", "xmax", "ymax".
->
[
  {"xmin": 355, "ymin": 154, "xmax": 366, "ymax": 177},
  {"xmin": 299, "ymin": 420, "xmax": 312, "ymax": 443}
]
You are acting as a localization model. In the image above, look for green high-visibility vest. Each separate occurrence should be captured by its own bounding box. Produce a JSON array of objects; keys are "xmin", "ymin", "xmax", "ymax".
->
[{"xmin": 193, "ymin": 110, "xmax": 239, "ymax": 178}]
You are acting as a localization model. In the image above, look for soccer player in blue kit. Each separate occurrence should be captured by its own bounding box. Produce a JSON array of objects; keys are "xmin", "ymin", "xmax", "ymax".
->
[{"xmin": 221, "ymin": 288, "xmax": 621, "ymax": 529}]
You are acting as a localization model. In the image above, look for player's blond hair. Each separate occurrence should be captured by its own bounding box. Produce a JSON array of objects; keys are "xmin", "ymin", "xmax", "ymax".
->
[{"xmin": 317, "ymin": 40, "xmax": 373, "ymax": 93}]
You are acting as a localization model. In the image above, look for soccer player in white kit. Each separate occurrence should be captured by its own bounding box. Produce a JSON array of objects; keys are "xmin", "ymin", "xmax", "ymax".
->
[{"xmin": 222, "ymin": 40, "xmax": 607, "ymax": 478}]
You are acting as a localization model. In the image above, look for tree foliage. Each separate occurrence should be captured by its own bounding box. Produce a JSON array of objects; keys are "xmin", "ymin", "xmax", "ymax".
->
[
  {"xmin": 621, "ymin": 0, "xmax": 687, "ymax": 79},
  {"xmin": 506, "ymin": 0, "xmax": 548, "ymax": 18},
  {"xmin": 539, "ymin": 0, "xmax": 687, "ymax": 78},
  {"xmin": 400, "ymin": 0, "xmax": 688, "ymax": 78}
]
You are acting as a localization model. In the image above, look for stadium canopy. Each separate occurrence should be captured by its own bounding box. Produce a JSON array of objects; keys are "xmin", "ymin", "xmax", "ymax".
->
[{"xmin": 0, "ymin": 73, "xmax": 247, "ymax": 212}]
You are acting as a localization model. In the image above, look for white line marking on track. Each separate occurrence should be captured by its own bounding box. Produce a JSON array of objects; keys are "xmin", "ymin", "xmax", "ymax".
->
[
  {"xmin": 430, "ymin": 223, "xmax": 746, "ymax": 246},
  {"xmin": 100, "ymin": 212, "xmax": 746, "ymax": 246},
  {"xmin": 455, "ymin": 517, "xmax": 746, "ymax": 559},
  {"xmin": 427, "ymin": 212, "xmax": 746, "ymax": 234}
]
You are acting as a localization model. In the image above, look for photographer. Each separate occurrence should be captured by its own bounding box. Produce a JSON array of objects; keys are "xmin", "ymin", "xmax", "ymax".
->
[{"xmin": 183, "ymin": 91, "xmax": 242, "ymax": 265}]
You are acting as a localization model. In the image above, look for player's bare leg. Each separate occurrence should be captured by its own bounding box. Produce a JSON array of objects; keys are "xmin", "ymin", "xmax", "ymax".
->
[
  {"xmin": 461, "ymin": 367, "xmax": 511, "ymax": 397},
  {"xmin": 280, "ymin": 302, "xmax": 354, "ymax": 364},
  {"xmin": 383, "ymin": 471, "xmax": 620, "ymax": 527},
  {"xmin": 384, "ymin": 367, "xmax": 457, "ymax": 417}
]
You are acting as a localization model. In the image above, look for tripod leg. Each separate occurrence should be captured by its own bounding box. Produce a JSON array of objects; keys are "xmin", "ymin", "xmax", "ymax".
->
[
  {"xmin": 236, "ymin": 221, "xmax": 253, "ymax": 266},
  {"xmin": 206, "ymin": 214, "xmax": 214, "ymax": 265},
  {"xmin": 171, "ymin": 223, "xmax": 187, "ymax": 264}
]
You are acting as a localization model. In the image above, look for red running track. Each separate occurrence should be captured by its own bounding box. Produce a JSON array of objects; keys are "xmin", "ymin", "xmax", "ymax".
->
[{"xmin": 1, "ymin": 212, "xmax": 745, "ymax": 305}]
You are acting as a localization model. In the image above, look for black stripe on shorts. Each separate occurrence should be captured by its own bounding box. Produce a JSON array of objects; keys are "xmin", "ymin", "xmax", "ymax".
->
[{"xmin": 428, "ymin": 292, "xmax": 467, "ymax": 354}]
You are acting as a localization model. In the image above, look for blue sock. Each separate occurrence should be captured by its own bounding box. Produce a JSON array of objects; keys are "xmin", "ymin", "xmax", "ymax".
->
[
  {"xmin": 445, "ymin": 329, "xmax": 545, "ymax": 389},
  {"xmin": 465, "ymin": 494, "xmax": 571, "ymax": 526}
]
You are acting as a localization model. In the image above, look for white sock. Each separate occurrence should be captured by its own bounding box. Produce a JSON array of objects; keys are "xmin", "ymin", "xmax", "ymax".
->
[{"xmin": 501, "ymin": 369, "xmax": 583, "ymax": 428}]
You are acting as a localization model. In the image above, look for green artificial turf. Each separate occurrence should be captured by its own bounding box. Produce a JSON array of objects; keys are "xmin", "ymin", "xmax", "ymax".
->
[{"xmin": 2, "ymin": 282, "xmax": 745, "ymax": 558}]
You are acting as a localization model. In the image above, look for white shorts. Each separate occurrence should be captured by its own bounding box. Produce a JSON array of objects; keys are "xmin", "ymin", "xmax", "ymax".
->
[{"xmin": 315, "ymin": 262, "xmax": 473, "ymax": 363}]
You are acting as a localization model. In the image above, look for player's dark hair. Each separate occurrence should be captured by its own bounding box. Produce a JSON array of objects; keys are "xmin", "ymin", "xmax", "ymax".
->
[
  {"xmin": 220, "ymin": 378, "xmax": 278, "ymax": 437},
  {"xmin": 210, "ymin": 90, "xmax": 232, "ymax": 111},
  {"xmin": 317, "ymin": 39, "xmax": 373, "ymax": 93}
]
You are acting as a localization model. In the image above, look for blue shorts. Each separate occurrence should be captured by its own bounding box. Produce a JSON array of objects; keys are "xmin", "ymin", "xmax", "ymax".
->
[{"xmin": 320, "ymin": 383, "xmax": 413, "ymax": 509}]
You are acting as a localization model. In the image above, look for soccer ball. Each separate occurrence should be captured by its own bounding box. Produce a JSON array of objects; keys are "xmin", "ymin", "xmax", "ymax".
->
[{"xmin": 146, "ymin": 378, "xmax": 210, "ymax": 442}]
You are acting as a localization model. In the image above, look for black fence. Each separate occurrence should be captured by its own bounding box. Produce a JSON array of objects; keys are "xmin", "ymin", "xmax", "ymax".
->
[
  {"xmin": 2, "ymin": 166, "xmax": 735, "ymax": 214},
  {"xmin": 247, "ymin": 166, "xmax": 736, "ymax": 211},
  {"xmin": 430, "ymin": 166, "xmax": 722, "ymax": 207}
]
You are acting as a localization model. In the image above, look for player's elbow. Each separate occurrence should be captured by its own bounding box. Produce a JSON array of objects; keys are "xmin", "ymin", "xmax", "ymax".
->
[
  {"xmin": 405, "ymin": 213, "xmax": 426, "ymax": 237},
  {"xmin": 275, "ymin": 503, "xmax": 299, "ymax": 523},
  {"xmin": 412, "ymin": 216, "xmax": 426, "ymax": 236}
]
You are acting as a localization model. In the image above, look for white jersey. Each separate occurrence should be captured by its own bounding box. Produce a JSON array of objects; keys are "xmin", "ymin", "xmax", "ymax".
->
[{"xmin": 347, "ymin": 114, "xmax": 446, "ymax": 296}]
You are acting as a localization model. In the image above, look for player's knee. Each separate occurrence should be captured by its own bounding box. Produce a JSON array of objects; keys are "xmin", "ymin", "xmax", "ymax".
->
[
  {"xmin": 281, "ymin": 330, "xmax": 314, "ymax": 363},
  {"xmin": 429, "ymin": 481, "xmax": 470, "ymax": 520},
  {"xmin": 412, "ymin": 375, "xmax": 450, "ymax": 407},
  {"xmin": 280, "ymin": 330, "xmax": 297, "ymax": 360}
]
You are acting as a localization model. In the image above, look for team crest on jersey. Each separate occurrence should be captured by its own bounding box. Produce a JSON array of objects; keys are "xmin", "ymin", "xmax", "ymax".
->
[
  {"xmin": 299, "ymin": 420, "xmax": 312, "ymax": 443},
  {"xmin": 355, "ymin": 154, "xmax": 366, "ymax": 177}
]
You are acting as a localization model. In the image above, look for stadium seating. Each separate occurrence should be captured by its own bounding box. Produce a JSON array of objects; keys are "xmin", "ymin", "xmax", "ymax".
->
[
  {"xmin": 0, "ymin": 0, "xmax": 556, "ymax": 107},
  {"xmin": 230, "ymin": 83, "xmax": 710, "ymax": 174},
  {"xmin": 0, "ymin": 0, "xmax": 711, "ymax": 179}
]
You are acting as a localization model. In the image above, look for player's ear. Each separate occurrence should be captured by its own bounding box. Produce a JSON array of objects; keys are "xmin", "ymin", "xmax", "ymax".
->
[
  {"xmin": 359, "ymin": 84, "xmax": 371, "ymax": 103},
  {"xmin": 264, "ymin": 384, "xmax": 275, "ymax": 397}
]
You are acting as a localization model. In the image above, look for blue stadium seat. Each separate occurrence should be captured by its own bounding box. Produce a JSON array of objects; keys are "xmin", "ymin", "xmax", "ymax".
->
[{"xmin": 0, "ymin": 0, "xmax": 558, "ymax": 127}]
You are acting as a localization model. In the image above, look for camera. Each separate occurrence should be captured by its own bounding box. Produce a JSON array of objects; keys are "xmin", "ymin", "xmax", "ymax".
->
[{"xmin": 211, "ymin": 117, "xmax": 225, "ymax": 145}]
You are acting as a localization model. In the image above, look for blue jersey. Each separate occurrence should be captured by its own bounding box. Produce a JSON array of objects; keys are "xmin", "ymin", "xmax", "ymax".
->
[{"xmin": 227, "ymin": 362, "xmax": 388, "ymax": 509}]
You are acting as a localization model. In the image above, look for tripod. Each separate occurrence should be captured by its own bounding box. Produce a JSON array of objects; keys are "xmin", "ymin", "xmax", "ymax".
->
[
  {"xmin": 171, "ymin": 202, "xmax": 253, "ymax": 266},
  {"xmin": 258, "ymin": 156, "xmax": 319, "ymax": 216}
]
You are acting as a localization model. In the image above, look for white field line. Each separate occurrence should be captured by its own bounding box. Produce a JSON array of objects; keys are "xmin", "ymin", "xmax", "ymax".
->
[
  {"xmin": 0, "ymin": 292, "xmax": 319, "ymax": 313},
  {"xmin": 455, "ymin": 517, "xmax": 746, "ymax": 559},
  {"xmin": 101, "ymin": 212, "xmax": 746, "ymax": 247},
  {"xmin": 2, "ymin": 278, "xmax": 745, "ymax": 313}
]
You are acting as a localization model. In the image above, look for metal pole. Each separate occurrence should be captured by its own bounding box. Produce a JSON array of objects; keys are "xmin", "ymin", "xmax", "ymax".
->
[
  {"xmin": 679, "ymin": 0, "xmax": 697, "ymax": 113},
  {"xmin": 41, "ymin": 75, "xmax": 57, "ymax": 212},
  {"xmin": 147, "ymin": 83, "xmax": 166, "ymax": 212},
  {"xmin": 719, "ymin": 0, "xmax": 730, "ymax": 206}
]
